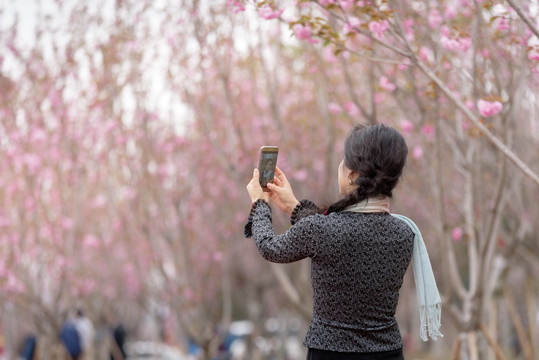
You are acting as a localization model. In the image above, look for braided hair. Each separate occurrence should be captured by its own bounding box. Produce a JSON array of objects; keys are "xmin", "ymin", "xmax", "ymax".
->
[{"xmin": 324, "ymin": 123, "xmax": 408, "ymax": 214}]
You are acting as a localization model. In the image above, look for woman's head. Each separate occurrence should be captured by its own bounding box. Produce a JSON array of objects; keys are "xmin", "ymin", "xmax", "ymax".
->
[
  {"xmin": 264, "ymin": 159, "xmax": 274, "ymax": 171},
  {"xmin": 331, "ymin": 124, "xmax": 408, "ymax": 212}
]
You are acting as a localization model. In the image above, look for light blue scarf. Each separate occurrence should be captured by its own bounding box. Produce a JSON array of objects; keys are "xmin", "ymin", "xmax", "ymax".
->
[{"xmin": 343, "ymin": 198, "xmax": 443, "ymax": 341}]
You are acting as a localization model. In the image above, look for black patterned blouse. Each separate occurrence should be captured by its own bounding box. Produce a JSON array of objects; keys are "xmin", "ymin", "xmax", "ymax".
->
[{"xmin": 245, "ymin": 199, "xmax": 414, "ymax": 353}]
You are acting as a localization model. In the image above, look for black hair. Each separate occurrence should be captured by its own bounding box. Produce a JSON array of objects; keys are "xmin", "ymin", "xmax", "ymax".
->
[{"xmin": 323, "ymin": 123, "xmax": 408, "ymax": 214}]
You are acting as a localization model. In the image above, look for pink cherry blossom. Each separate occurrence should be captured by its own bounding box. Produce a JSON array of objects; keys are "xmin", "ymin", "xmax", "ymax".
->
[
  {"xmin": 91, "ymin": 194, "xmax": 107, "ymax": 208},
  {"xmin": 227, "ymin": 0, "xmax": 245, "ymax": 13},
  {"xmin": 6, "ymin": 274, "xmax": 24, "ymax": 294},
  {"xmin": 398, "ymin": 58, "xmax": 410, "ymax": 70},
  {"xmin": 412, "ymin": 146, "xmax": 424, "ymax": 160},
  {"xmin": 452, "ymin": 227, "xmax": 463, "ymax": 241},
  {"xmin": 374, "ymin": 92, "xmax": 385, "ymax": 104},
  {"xmin": 368, "ymin": 20, "xmax": 388, "ymax": 38},
  {"xmin": 339, "ymin": 0, "xmax": 355, "ymax": 11},
  {"xmin": 292, "ymin": 169, "xmax": 309, "ymax": 181},
  {"xmin": 319, "ymin": 0, "xmax": 336, "ymax": 5},
  {"xmin": 440, "ymin": 26, "xmax": 450, "ymax": 37},
  {"xmin": 441, "ymin": 36, "xmax": 471, "ymax": 52},
  {"xmin": 48, "ymin": 90, "xmax": 62, "ymax": 107},
  {"xmin": 24, "ymin": 153, "xmax": 41, "ymax": 174},
  {"xmin": 62, "ymin": 217, "xmax": 74, "ymax": 229},
  {"xmin": 258, "ymin": 5, "xmax": 284, "ymax": 20},
  {"xmin": 496, "ymin": 17, "xmax": 510, "ymax": 31},
  {"xmin": 465, "ymin": 100, "xmax": 475, "ymax": 110},
  {"xmin": 344, "ymin": 17, "xmax": 361, "ymax": 34},
  {"xmin": 345, "ymin": 101, "xmax": 359, "ymax": 116},
  {"xmin": 397, "ymin": 16, "xmax": 409, "ymax": 31},
  {"xmin": 292, "ymin": 23, "xmax": 319, "ymax": 44},
  {"xmin": 477, "ymin": 99, "xmax": 503, "ymax": 117},
  {"xmin": 379, "ymin": 76, "xmax": 396, "ymax": 91},
  {"xmin": 324, "ymin": 47, "xmax": 338, "ymax": 63},
  {"xmin": 400, "ymin": 119, "xmax": 414, "ymax": 135},
  {"xmin": 421, "ymin": 124, "xmax": 435, "ymax": 138},
  {"xmin": 419, "ymin": 46, "xmax": 432, "ymax": 62},
  {"xmin": 328, "ymin": 102, "xmax": 342, "ymax": 114},
  {"xmin": 444, "ymin": 4, "xmax": 458, "ymax": 19},
  {"xmin": 31, "ymin": 128, "xmax": 48, "ymax": 143},
  {"xmin": 83, "ymin": 234, "xmax": 101, "ymax": 248},
  {"xmin": 428, "ymin": 9, "xmax": 443, "ymax": 29},
  {"xmin": 212, "ymin": 251, "xmax": 223, "ymax": 262},
  {"xmin": 528, "ymin": 50, "xmax": 539, "ymax": 61}
]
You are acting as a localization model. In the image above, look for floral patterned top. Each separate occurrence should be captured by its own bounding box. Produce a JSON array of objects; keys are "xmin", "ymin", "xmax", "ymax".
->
[{"xmin": 245, "ymin": 199, "xmax": 414, "ymax": 352}]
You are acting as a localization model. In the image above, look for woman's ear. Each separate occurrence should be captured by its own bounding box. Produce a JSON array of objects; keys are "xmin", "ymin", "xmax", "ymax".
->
[{"xmin": 348, "ymin": 170, "xmax": 359, "ymax": 180}]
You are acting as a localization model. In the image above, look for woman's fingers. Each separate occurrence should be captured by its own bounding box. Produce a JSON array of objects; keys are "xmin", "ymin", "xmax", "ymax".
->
[{"xmin": 275, "ymin": 167, "xmax": 289, "ymax": 184}]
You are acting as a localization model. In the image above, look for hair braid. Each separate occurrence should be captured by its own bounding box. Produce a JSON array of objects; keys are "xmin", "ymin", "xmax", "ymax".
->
[{"xmin": 322, "ymin": 123, "xmax": 408, "ymax": 215}]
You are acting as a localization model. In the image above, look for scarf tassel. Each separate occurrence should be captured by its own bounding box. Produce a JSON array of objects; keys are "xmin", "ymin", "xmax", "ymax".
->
[{"xmin": 419, "ymin": 303, "xmax": 443, "ymax": 341}]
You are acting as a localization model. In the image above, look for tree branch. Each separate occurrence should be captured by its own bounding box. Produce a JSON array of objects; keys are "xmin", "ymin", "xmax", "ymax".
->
[
  {"xmin": 389, "ymin": 3, "xmax": 539, "ymax": 187},
  {"xmin": 505, "ymin": 0, "xmax": 539, "ymax": 39}
]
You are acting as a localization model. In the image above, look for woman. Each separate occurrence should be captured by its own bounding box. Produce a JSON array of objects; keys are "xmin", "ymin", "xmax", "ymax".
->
[{"xmin": 245, "ymin": 124, "xmax": 441, "ymax": 360}]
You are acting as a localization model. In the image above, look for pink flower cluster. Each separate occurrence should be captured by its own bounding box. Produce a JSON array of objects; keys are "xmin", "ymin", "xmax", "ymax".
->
[
  {"xmin": 368, "ymin": 20, "xmax": 389, "ymax": 38},
  {"xmin": 412, "ymin": 146, "xmax": 424, "ymax": 160},
  {"xmin": 496, "ymin": 17, "xmax": 510, "ymax": 32},
  {"xmin": 421, "ymin": 124, "xmax": 435, "ymax": 138},
  {"xmin": 328, "ymin": 102, "xmax": 342, "ymax": 114},
  {"xmin": 344, "ymin": 17, "xmax": 361, "ymax": 35},
  {"xmin": 428, "ymin": 9, "xmax": 443, "ymax": 29},
  {"xmin": 452, "ymin": 227, "xmax": 463, "ymax": 241},
  {"xmin": 379, "ymin": 76, "xmax": 396, "ymax": 92},
  {"xmin": 477, "ymin": 99, "xmax": 503, "ymax": 117},
  {"xmin": 400, "ymin": 119, "xmax": 414, "ymax": 135},
  {"xmin": 293, "ymin": 23, "xmax": 319, "ymax": 44},
  {"xmin": 441, "ymin": 36, "xmax": 472, "ymax": 52},
  {"xmin": 259, "ymin": 5, "xmax": 283, "ymax": 20},
  {"xmin": 227, "ymin": 0, "xmax": 244, "ymax": 13},
  {"xmin": 339, "ymin": 0, "xmax": 355, "ymax": 11},
  {"xmin": 319, "ymin": 0, "xmax": 356, "ymax": 9}
]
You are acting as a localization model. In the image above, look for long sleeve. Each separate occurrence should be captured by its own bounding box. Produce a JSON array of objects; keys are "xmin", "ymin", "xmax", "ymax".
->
[
  {"xmin": 245, "ymin": 199, "xmax": 319, "ymax": 263},
  {"xmin": 290, "ymin": 199, "xmax": 320, "ymax": 225}
]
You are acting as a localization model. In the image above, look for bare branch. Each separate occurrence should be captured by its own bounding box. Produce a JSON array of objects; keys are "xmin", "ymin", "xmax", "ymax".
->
[
  {"xmin": 270, "ymin": 264, "xmax": 312, "ymax": 319},
  {"xmin": 505, "ymin": 0, "xmax": 539, "ymax": 39},
  {"xmin": 389, "ymin": 3, "xmax": 539, "ymax": 187}
]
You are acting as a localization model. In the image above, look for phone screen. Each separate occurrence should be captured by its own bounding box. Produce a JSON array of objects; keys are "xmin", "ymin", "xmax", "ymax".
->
[{"xmin": 258, "ymin": 146, "xmax": 278, "ymax": 189}]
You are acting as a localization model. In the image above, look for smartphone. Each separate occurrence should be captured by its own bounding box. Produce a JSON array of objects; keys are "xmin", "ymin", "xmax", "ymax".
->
[{"xmin": 258, "ymin": 146, "xmax": 279, "ymax": 191}]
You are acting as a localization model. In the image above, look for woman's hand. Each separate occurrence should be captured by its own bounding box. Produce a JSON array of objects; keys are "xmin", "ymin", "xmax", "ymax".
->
[
  {"xmin": 266, "ymin": 167, "xmax": 299, "ymax": 215},
  {"xmin": 246, "ymin": 168, "xmax": 270, "ymax": 203}
]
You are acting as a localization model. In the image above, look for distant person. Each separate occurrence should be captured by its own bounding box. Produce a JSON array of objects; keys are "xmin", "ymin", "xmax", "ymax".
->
[
  {"xmin": 73, "ymin": 309, "xmax": 94, "ymax": 360},
  {"xmin": 110, "ymin": 323, "xmax": 127, "ymax": 360},
  {"xmin": 60, "ymin": 314, "xmax": 82, "ymax": 360},
  {"xmin": 246, "ymin": 124, "xmax": 442, "ymax": 359},
  {"xmin": 19, "ymin": 334, "xmax": 37, "ymax": 360}
]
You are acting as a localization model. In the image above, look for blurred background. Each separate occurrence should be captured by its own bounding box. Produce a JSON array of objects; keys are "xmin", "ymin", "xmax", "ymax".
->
[{"xmin": 0, "ymin": 0, "xmax": 538, "ymax": 359}]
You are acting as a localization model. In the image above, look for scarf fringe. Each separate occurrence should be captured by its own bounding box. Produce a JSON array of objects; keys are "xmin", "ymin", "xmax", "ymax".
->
[{"xmin": 419, "ymin": 303, "xmax": 444, "ymax": 341}]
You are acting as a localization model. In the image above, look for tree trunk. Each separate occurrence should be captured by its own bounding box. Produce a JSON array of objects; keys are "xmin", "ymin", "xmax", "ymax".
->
[
  {"xmin": 487, "ymin": 298, "xmax": 498, "ymax": 360},
  {"xmin": 459, "ymin": 331, "xmax": 479, "ymax": 360},
  {"xmin": 526, "ymin": 278, "xmax": 538, "ymax": 359}
]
